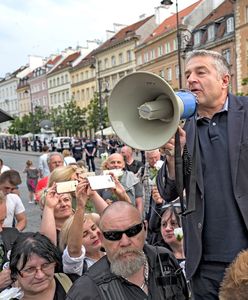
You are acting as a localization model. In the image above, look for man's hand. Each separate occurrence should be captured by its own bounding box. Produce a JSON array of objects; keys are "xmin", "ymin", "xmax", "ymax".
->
[
  {"xmin": 162, "ymin": 126, "xmax": 186, "ymax": 179},
  {"xmin": 163, "ymin": 126, "xmax": 186, "ymax": 159},
  {"xmin": 152, "ymin": 186, "xmax": 164, "ymax": 205}
]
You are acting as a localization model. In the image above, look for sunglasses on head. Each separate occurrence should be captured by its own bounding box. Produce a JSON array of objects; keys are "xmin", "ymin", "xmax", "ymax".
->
[{"xmin": 102, "ymin": 223, "xmax": 143, "ymax": 241}]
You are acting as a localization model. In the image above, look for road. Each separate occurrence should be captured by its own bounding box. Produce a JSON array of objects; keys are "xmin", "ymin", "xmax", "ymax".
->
[
  {"xmin": 0, "ymin": 149, "xmax": 41, "ymax": 232},
  {"xmin": 0, "ymin": 149, "xmax": 107, "ymax": 232}
]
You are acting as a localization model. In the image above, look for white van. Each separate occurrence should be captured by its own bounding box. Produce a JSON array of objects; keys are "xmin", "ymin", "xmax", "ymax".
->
[{"xmin": 51, "ymin": 136, "xmax": 72, "ymax": 151}]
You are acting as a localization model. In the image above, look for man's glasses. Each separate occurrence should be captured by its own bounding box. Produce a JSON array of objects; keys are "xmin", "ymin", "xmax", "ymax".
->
[
  {"xmin": 103, "ymin": 223, "xmax": 143, "ymax": 241},
  {"xmin": 18, "ymin": 262, "xmax": 56, "ymax": 277}
]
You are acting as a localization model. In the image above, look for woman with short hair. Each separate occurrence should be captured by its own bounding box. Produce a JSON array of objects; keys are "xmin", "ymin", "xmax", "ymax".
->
[{"xmin": 10, "ymin": 232, "xmax": 73, "ymax": 300}]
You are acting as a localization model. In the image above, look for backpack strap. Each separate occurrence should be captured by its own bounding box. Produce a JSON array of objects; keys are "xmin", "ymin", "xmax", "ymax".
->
[{"xmin": 54, "ymin": 273, "xmax": 72, "ymax": 293}]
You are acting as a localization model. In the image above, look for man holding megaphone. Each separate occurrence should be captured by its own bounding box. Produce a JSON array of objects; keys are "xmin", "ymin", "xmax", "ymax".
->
[{"xmin": 156, "ymin": 50, "xmax": 248, "ymax": 300}]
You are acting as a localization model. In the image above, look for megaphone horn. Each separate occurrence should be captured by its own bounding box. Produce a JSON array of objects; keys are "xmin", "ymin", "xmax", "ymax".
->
[{"xmin": 108, "ymin": 71, "xmax": 197, "ymax": 151}]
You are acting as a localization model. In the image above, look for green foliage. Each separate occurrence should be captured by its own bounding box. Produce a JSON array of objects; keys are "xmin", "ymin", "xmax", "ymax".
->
[
  {"xmin": 9, "ymin": 96, "xmax": 111, "ymax": 137},
  {"xmin": 86, "ymin": 92, "xmax": 109, "ymax": 132},
  {"xmin": 241, "ymin": 77, "xmax": 248, "ymax": 86}
]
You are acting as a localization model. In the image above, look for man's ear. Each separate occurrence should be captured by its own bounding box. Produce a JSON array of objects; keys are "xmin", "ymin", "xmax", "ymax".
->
[{"xmin": 143, "ymin": 220, "xmax": 148, "ymax": 231}]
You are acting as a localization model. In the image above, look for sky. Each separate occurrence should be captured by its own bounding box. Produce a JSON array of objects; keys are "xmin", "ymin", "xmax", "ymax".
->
[{"xmin": 0, "ymin": 0, "xmax": 197, "ymax": 78}]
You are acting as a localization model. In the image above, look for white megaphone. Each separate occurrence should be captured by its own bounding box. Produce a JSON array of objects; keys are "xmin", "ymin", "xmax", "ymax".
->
[{"xmin": 108, "ymin": 71, "xmax": 197, "ymax": 150}]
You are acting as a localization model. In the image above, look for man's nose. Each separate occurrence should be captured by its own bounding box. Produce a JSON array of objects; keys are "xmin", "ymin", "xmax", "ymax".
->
[{"xmin": 119, "ymin": 233, "xmax": 131, "ymax": 247}]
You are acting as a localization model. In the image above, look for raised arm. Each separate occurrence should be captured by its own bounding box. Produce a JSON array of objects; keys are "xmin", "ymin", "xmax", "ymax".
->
[
  {"xmin": 67, "ymin": 180, "xmax": 88, "ymax": 257},
  {"xmin": 40, "ymin": 184, "xmax": 59, "ymax": 245}
]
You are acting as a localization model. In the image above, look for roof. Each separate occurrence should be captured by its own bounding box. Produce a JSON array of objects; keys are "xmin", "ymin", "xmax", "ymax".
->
[
  {"xmin": 196, "ymin": 0, "xmax": 234, "ymax": 28},
  {"xmin": 49, "ymin": 51, "xmax": 81, "ymax": 74},
  {"xmin": 146, "ymin": 0, "xmax": 201, "ymax": 42},
  {"xmin": 95, "ymin": 15, "xmax": 154, "ymax": 53}
]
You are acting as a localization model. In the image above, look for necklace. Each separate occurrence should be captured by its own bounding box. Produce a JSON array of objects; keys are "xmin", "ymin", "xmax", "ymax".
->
[{"xmin": 140, "ymin": 258, "xmax": 149, "ymax": 291}]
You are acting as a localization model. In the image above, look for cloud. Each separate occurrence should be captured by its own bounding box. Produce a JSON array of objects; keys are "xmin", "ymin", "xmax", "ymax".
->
[{"xmin": 0, "ymin": 0, "xmax": 197, "ymax": 77}]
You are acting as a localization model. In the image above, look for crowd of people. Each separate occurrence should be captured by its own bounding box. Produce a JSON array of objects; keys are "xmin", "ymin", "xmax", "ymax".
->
[{"xmin": 0, "ymin": 50, "xmax": 247, "ymax": 300}]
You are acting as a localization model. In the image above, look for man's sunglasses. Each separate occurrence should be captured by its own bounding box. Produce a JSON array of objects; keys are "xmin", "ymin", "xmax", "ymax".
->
[{"xmin": 102, "ymin": 223, "xmax": 143, "ymax": 241}]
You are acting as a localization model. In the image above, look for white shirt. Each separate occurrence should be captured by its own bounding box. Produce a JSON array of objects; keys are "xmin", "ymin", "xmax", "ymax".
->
[
  {"xmin": 0, "ymin": 165, "xmax": 10, "ymax": 174},
  {"xmin": 38, "ymin": 153, "xmax": 50, "ymax": 177},
  {"xmin": 62, "ymin": 245, "xmax": 96, "ymax": 276},
  {"xmin": 63, "ymin": 156, "xmax": 76, "ymax": 166},
  {"xmin": 3, "ymin": 193, "xmax": 25, "ymax": 227}
]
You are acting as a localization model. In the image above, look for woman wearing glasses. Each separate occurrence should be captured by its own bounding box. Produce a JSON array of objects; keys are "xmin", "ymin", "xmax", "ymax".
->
[{"xmin": 9, "ymin": 232, "xmax": 73, "ymax": 300}]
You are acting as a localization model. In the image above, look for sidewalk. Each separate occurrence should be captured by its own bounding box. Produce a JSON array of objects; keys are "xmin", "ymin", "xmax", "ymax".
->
[
  {"xmin": 0, "ymin": 148, "xmax": 40, "ymax": 156},
  {"xmin": 0, "ymin": 148, "xmax": 103, "ymax": 170}
]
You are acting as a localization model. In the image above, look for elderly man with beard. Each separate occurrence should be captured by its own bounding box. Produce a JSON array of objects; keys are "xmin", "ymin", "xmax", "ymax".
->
[{"xmin": 66, "ymin": 201, "xmax": 188, "ymax": 300}]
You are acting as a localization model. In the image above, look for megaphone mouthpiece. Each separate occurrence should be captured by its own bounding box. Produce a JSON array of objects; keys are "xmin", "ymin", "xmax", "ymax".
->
[{"xmin": 138, "ymin": 95, "xmax": 174, "ymax": 122}]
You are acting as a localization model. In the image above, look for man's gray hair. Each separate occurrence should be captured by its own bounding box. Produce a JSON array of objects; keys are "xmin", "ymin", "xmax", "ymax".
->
[
  {"xmin": 185, "ymin": 50, "xmax": 230, "ymax": 77},
  {"xmin": 47, "ymin": 152, "xmax": 63, "ymax": 165}
]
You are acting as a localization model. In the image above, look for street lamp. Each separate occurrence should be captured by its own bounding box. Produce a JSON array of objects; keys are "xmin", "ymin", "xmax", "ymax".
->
[
  {"xmin": 91, "ymin": 59, "xmax": 109, "ymax": 139},
  {"xmin": 24, "ymin": 89, "xmax": 35, "ymax": 143},
  {"xmin": 161, "ymin": 0, "xmax": 182, "ymax": 88}
]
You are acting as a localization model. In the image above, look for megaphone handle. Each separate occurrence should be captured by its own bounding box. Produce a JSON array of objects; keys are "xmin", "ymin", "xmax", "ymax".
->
[{"xmin": 174, "ymin": 129, "xmax": 185, "ymax": 214}]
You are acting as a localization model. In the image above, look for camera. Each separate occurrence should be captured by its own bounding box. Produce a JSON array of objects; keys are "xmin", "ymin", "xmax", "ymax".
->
[
  {"xmin": 56, "ymin": 180, "xmax": 78, "ymax": 194},
  {"xmin": 103, "ymin": 169, "xmax": 124, "ymax": 178},
  {"xmin": 87, "ymin": 175, "xmax": 116, "ymax": 190}
]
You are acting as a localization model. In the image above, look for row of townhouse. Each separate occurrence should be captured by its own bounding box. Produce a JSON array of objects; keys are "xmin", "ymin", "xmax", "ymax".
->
[{"xmin": 0, "ymin": 0, "xmax": 247, "ymax": 133}]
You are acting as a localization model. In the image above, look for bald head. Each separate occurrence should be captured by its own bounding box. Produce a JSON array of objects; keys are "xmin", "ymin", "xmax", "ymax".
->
[
  {"xmin": 106, "ymin": 153, "xmax": 125, "ymax": 170},
  {"xmin": 100, "ymin": 202, "xmax": 142, "ymax": 231}
]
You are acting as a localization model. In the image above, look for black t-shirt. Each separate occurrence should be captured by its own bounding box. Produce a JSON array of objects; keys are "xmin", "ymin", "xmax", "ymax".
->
[
  {"xmin": 0, "ymin": 228, "xmax": 20, "ymax": 271},
  {"xmin": 125, "ymin": 160, "xmax": 144, "ymax": 174},
  {"xmin": 84, "ymin": 142, "xmax": 96, "ymax": 156}
]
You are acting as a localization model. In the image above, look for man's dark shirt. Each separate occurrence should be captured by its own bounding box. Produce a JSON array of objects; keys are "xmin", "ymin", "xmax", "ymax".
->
[{"xmin": 125, "ymin": 159, "xmax": 144, "ymax": 174}]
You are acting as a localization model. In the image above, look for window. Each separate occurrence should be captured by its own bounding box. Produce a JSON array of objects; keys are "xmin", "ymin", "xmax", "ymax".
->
[
  {"xmin": 173, "ymin": 38, "xmax": 178, "ymax": 51},
  {"xmin": 137, "ymin": 55, "xmax": 142, "ymax": 65},
  {"xmin": 76, "ymin": 74, "xmax": 79, "ymax": 83},
  {"xmin": 175, "ymin": 65, "xmax": 179, "ymax": 79},
  {"xmin": 150, "ymin": 49, "xmax": 155, "ymax": 60},
  {"xmin": 77, "ymin": 90, "xmax": 80, "ymax": 101},
  {"xmin": 159, "ymin": 69, "xmax": 165, "ymax": 78},
  {"xmin": 104, "ymin": 58, "xmax": 109, "ymax": 69},
  {"xmin": 85, "ymin": 71, "xmax": 89, "ymax": 79},
  {"xmin": 167, "ymin": 67, "xmax": 172, "ymax": 81},
  {"xmin": 42, "ymin": 81, "xmax": 46, "ymax": 90},
  {"xmin": 126, "ymin": 50, "xmax": 132, "ymax": 62},
  {"xmin": 53, "ymin": 78, "xmax": 56, "ymax": 86},
  {"xmin": 65, "ymin": 74, "xmax": 68, "ymax": 83},
  {"xmin": 158, "ymin": 45, "xmax": 163, "ymax": 57},
  {"xmin": 194, "ymin": 31, "xmax": 201, "ymax": 45},
  {"xmin": 144, "ymin": 52, "xmax": 149, "ymax": 63},
  {"xmin": 226, "ymin": 17, "xmax": 234, "ymax": 33},
  {"xmin": 57, "ymin": 77, "xmax": 60, "ymax": 85},
  {"xmin": 111, "ymin": 56, "xmax": 116, "ymax": 66},
  {"xmin": 61, "ymin": 76, "xmax": 64, "ymax": 84},
  {"xmin": 86, "ymin": 88, "xmax": 90, "ymax": 99},
  {"xmin": 222, "ymin": 48, "xmax": 231, "ymax": 65},
  {"xmin": 49, "ymin": 80, "xmax": 52, "ymax": 88},
  {"xmin": 119, "ymin": 53, "xmax": 123, "ymax": 64},
  {"xmin": 165, "ymin": 42, "xmax": 171, "ymax": 54},
  {"xmin": 80, "ymin": 72, "xmax": 84, "ymax": 81},
  {"xmin": 81, "ymin": 90, "xmax": 85, "ymax": 100},
  {"xmin": 207, "ymin": 24, "xmax": 215, "ymax": 41}
]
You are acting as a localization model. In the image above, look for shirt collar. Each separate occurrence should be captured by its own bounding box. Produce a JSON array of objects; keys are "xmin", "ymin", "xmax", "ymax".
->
[{"xmin": 197, "ymin": 96, "xmax": 228, "ymax": 120}]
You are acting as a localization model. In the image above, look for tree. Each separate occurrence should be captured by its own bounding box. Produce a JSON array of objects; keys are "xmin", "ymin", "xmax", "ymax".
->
[{"xmin": 86, "ymin": 93, "xmax": 109, "ymax": 133}]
